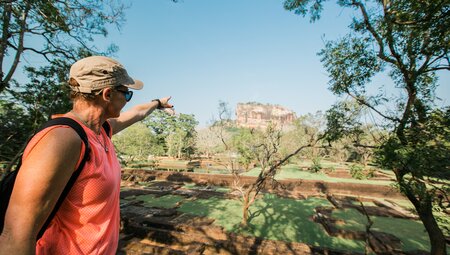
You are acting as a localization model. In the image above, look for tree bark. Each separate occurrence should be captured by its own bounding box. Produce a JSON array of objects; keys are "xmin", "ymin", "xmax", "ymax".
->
[
  {"xmin": 417, "ymin": 201, "xmax": 447, "ymax": 255},
  {"xmin": 402, "ymin": 183, "xmax": 447, "ymax": 255},
  {"xmin": 241, "ymin": 195, "xmax": 250, "ymax": 226},
  {"xmin": 0, "ymin": 1, "xmax": 12, "ymax": 92}
]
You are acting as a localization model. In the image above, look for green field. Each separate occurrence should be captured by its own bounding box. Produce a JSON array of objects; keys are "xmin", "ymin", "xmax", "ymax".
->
[
  {"xmin": 130, "ymin": 189, "xmax": 433, "ymax": 254},
  {"xmin": 242, "ymin": 164, "xmax": 394, "ymax": 186}
]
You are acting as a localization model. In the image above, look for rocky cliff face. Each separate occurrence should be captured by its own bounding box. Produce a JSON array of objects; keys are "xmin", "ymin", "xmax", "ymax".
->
[{"xmin": 235, "ymin": 102, "xmax": 296, "ymax": 129}]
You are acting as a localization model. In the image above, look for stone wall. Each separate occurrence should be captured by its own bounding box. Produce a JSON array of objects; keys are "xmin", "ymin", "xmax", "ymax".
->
[{"xmin": 235, "ymin": 102, "xmax": 296, "ymax": 129}]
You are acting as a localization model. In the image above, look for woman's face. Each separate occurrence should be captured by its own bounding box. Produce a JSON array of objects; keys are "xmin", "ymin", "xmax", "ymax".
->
[{"xmin": 105, "ymin": 86, "xmax": 129, "ymax": 118}]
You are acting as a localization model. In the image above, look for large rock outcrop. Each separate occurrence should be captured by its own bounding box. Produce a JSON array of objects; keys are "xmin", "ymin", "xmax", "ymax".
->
[{"xmin": 235, "ymin": 102, "xmax": 296, "ymax": 129}]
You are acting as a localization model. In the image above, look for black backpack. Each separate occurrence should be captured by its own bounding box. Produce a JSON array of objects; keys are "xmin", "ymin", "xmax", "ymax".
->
[{"xmin": 0, "ymin": 117, "xmax": 110, "ymax": 240}]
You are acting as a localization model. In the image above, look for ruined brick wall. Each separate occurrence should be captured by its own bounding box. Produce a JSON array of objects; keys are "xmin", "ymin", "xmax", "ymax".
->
[
  {"xmin": 122, "ymin": 169, "xmax": 405, "ymax": 200},
  {"xmin": 235, "ymin": 102, "xmax": 296, "ymax": 129}
]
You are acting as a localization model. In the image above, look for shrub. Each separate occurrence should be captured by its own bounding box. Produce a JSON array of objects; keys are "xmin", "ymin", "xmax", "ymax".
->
[
  {"xmin": 350, "ymin": 164, "xmax": 365, "ymax": 180},
  {"xmin": 309, "ymin": 157, "xmax": 322, "ymax": 173}
]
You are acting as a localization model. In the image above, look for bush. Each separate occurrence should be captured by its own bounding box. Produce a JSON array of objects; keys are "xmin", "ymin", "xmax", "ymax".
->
[
  {"xmin": 350, "ymin": 164, "xmax": 365, "ymax": 179},
  {"xmin": 366, "ymin": 168, "xmax": 376, "ymax": 178},
  {"xmin": 309, "ymin": 157, "xmax": 323, "ymax": 173}
]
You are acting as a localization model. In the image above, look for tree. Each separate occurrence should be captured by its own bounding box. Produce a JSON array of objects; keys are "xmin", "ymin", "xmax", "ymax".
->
[
  {"xmin": 144, "ymin": 111, "xmax": 198, "ymax": 159},
  {"xmin": 212, "ymin": 101, "xmax": 320, "ymax": 227},
  {"xmin": 196, "ymin": 126, "xmax": 226, "ymax": 158},
  {"xmin": 0, "ymin": 98, "xmax": 32, "ymax": 162},
  {"xmin": 231, "ymin": 128, "xmax": 255, "ymax": 171},
  {"xmin": 0, "ymin": 0, "xmax": 125, "ymax": 92},
  {"xmin": 166, "ymin": 114, "xmax": 198, "ymax": 159},
  {"xmin": 112, "ymin": 122, "xmax": 155, "ymax": 164},
  {"xmin": 325, "ymin": 100, "xmax": 383, "ymax": 166},
  {"xmin": 142, "ymin": 110, "xmax": 172, "ymax": 155},
  {"xmin": 0, "ymin": 58, "xmax": 77, "ymax": 169},
  {"xmin": 285, "ymin": 0, "xmax": 449, "ymax": 253},
  {"xmin": 0, "ymin": 0, "xmax": 126, "ymax": 171}
]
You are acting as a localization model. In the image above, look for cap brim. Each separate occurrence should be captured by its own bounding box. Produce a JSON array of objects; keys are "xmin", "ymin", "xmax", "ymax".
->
[{"xmin": 125, "ymin": 79, "xmax": 144, "ymax": 90}]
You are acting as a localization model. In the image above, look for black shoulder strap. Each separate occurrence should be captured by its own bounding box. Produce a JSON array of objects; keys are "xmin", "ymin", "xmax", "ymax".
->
[
  {"xmin": 102, "ymin": 120, "xmax": 111, "ymax": 138},
  {"xmin": 36, "ymin": 117, "xmax": 91, "ymax": 240}
]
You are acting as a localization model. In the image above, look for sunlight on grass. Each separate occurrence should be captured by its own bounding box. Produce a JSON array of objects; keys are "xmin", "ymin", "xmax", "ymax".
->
[
  {"xmin": 126, "ymin": 190, "xmax": 437, "ymax": 253},
  {"xmin": 386, "ymin": 198, "xmax": 415, "ymax": 210},
  {"xmin": 182, "ymin": 183, "xmax": 231, "ymax": 193},
  {"xmin": 242, "ymin": 164, "xmax": 394, "ymax": 185},
  {"xmin": 178, "ymin": 195, "xmax": 366, "ymax": 253},
  {"xmin": 332, "ymin": 208, "xmax": 431, "ymax": 252}
]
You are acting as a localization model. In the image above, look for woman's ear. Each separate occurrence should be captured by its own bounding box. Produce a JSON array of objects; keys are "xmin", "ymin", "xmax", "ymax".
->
[{"xmin": 102, "ymin": 87, "xmax": 113, "ymax": 102}]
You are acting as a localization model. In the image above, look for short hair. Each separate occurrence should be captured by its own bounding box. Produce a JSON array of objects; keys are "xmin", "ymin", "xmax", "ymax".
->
[{"xmin": 68, "ymin": 78, "xmax": 98, "ymax": 101}]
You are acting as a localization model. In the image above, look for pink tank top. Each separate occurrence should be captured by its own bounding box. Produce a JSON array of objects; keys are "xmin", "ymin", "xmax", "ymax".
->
[{"xmin": 24, "ymin": 117, "xmax": 121, "ymax": 254}]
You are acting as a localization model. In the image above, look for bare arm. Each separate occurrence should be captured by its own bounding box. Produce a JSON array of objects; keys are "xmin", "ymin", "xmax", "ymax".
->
[
  {"xmin": 108, "ymin": 96, "xmax": 173, "ymax": 135},
  {"xmin": 0, "ymin": 128, "xmax": 82, "ymax": 255}
]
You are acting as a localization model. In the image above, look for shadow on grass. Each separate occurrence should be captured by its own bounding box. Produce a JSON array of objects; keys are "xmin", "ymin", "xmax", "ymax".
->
[
  {"xmin": 332, "ymin": 207, "xmax": 432, "ymax": 252},
  {"xmin": 178, "ymin": 194, "xmax": 366, "ymax": 253}
]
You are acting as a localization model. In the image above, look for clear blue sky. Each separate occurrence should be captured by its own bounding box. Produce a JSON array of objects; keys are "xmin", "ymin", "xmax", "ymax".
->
[
  {"xmin": 22, "ymin": 0, "xmax": 450, "ymax": 126},
  {"xmin": 111, "ymin": 0, "xmax": 353, "ymax": 127}
]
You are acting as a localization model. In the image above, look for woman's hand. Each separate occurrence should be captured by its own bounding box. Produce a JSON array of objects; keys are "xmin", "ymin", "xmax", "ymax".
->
[{"xmin": 159, "ymin": 96, "xmax": 173, "ymax": 109}]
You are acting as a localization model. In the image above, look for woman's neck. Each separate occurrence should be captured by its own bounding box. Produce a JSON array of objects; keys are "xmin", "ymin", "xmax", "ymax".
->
[{"xmin": 70, "ymin": 105, "xmax": 106, "ymax": 134}]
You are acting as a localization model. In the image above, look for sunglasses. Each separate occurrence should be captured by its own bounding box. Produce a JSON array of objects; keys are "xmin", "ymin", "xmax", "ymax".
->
[{"xmin": 116, "ymin": 89, "xmax": 133, "ymax": 102}]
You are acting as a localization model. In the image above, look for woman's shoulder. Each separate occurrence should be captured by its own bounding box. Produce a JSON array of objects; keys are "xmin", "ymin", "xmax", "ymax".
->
[{"xmin": 23, "ymin": 125, "xmax": 83, "ymax": 161}]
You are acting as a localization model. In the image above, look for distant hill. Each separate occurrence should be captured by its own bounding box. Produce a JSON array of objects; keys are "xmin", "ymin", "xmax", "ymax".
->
[{"xmin": 235, "ymin": 102, "xmax": 296, "ymax": 129}]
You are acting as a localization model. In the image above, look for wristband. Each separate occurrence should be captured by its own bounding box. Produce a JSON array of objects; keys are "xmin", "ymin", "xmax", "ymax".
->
[{"xmin": 152, "ymin": 99, "xmax": 163, "ymax": 109}]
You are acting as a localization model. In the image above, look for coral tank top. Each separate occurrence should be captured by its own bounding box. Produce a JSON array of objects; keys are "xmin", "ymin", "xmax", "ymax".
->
[{"xmin": 24, "ymin": 117, "xmax": 121, "ymax": 255}]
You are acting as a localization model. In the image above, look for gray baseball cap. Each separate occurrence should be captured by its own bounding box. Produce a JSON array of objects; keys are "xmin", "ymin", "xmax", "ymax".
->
[{"xmin": 69, "ymin": 56, "xmax": 143, "ymax": 93}]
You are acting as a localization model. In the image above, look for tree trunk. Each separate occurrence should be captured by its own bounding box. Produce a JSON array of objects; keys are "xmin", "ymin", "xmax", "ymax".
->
[
  {"xmin": 401, "ymin": 181, "xmax": 447, "ymax": 255},
  {"xmin": 241, "ymin": 195, "xmax": 250, "ymax": 226},
  {"xmin": 417, "ymin": 202, "xmax": 447, "ymax": 255}
]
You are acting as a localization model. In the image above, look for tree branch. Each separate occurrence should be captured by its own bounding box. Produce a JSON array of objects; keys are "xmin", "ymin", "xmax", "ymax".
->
[
  {"xmin": 425, "ymin": 66, "xmax": 450, "ymax": 72},
  {"xmin": 0, "ymin": 1, "xmax": 13, "ymax": 91},
  {"xmin": 345, "ymin": 89, "xmax": 400, "ymax": 122},
  {"xmin": 352, "ymin": 1, "xmax": 396, "ymax": 65},
  {"xmin": 419, "ymin": 50, "xmax": 449, "ymax": 74},
  {"xmin": 353, "ymin": 143, "xmax": 379, "ymax": 149},
  {"xmin": 3, "ymin": 0, "xmax": 31, "ymax": 86}
]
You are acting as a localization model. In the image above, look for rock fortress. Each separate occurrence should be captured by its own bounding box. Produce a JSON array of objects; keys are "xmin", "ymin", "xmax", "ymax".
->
[{"xmin": 235, "ymin": 102, "xmax": 296, "ymax": 129}]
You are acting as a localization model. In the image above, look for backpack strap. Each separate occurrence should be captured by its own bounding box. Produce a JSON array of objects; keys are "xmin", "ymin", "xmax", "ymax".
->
[
  {"xmin": 36, "ymin": 117, "xmax": 91, "ymax": 240},
  {"xmin": 102, "ymin": 120, "xmax": 112, "ymax": 138}
]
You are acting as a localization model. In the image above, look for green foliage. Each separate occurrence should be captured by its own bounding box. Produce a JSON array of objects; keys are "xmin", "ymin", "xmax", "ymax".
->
[
  {"xmin": 309, "ymin": 156, "xmax": 322, "ymax": 173},
  {"xmin": 144, "ymin": 111, "xmax": 198, "ymax": 159},
  {"xmin": 349, "ymin": 164, "xmax": 365, "ymax": 180},
  {"xmin": 112, "ymin": 122, "xmax": 156, "ymax": 163},
  {"xmin": 0, "ymin": 58, "xmax": 82, "ymax": 161},
  {"xmin": 0, "ymin": 99, "xmax": 34, "ymax": 161},
  {"xmin": 432, "ymin": 203, "xmax": 450, "ymax": 237},
  {"xmin": 232, "ymin": 128, "xmax": 255, "ymax": 170},
  {"xmin": 375, "ymin": 108, "xmax": 450, "ymax": 180},
  {"xmin": 168, "ymin": 113, "xmax": 198, "ymax": 159},
  {"xmin": 0, "ymin": 0, "xmax": 124, "ymax": 163},
  {"xmin": 325, "ymin": 101, "xmax": 364, "ymax": 143},
  {"xmin": 319, "ymin": 36, "xmax": 383, "ymax": 96},
  {"xmin": 285, "ymin": 0, "xmax": 450, "ymax": 250},
  {"xmin": 0, "ymin": 0, "xmax": 125, "ymax": 92}
]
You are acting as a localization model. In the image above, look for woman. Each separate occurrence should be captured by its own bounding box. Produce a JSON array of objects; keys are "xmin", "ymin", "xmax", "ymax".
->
[{"xmin": 0, "ymin": 56, "xmax": 173, "ymax": 254}]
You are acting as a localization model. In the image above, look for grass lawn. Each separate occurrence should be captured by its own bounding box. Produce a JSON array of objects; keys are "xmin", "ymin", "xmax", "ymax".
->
[
  {"xmin": 182, "ymin": 183, "xmax": 231, "ymax": 193},
  {"xmin": 177, "ymin": 194, "xmax": 367, "ymax": 253},
  {"xmin": 135, "ymin": 194, "xmax": 185, "ymax": 208},
  {"xmin": 242, "ymin": 164, "xmax": 394, "ymax": 186},
  {"xmin": 130, "ymin": 190, "xmax": 441, "ymax": 254},
  {"xmin": 332, "ymin": 208, "xmax": 431, "ymax": 252}
]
